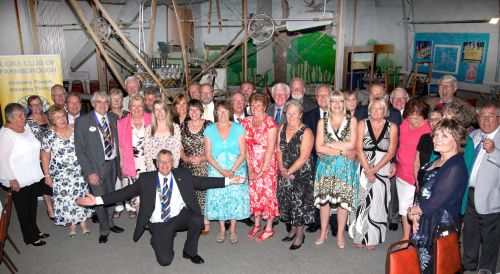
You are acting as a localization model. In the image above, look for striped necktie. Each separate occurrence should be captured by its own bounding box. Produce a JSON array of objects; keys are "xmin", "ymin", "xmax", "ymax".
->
[
  {"xmin": 472, "ymin": 134, "xmax": 483, "ymax": 164},
  {"xmin": 275, "ymin": 108, "xmax": 281, "ymax": 124},
  {"xmin": 101, "ymin": 117, "xmax": 113, "ymax": 158},
  {"xmin": 161, "ymin": 176, "xmax": 173, "ymax": 223}
]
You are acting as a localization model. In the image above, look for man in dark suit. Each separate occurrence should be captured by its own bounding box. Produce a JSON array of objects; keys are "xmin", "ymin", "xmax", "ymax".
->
[
  {"xmin": 77, "ymin": 150, "xmax": 245, "ymax": 266},
  {"xmin": 354, "ymin": 83, "xmax": 402, "ymax": 231},
  {"xmin": 75, "ymin": 91, "xmax": 123, "ymax": 243},
  {"xmin": 266, "ymin": 83, "xmax": 289, "ymax": 126},
  {"xmin": 240, "ymin": 81, "xmax": 256, "ymax": 115},
  {"xmin": 290, "ymin": 77, "xmax": 317, "ymax": 113}
]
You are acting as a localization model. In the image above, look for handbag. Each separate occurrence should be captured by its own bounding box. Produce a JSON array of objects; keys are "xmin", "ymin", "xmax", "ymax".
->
[
  {"xmin": 386, "ymin": 240, "xmax": 421, "ymax": 274},
  {"xmin": 434, "ymin": 227, "xmax": 461, "ymax": 274}
]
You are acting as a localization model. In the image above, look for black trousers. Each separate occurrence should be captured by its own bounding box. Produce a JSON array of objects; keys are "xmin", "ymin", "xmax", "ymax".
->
[
  {"xmin": 149, "ymin": 208, "xmax": 203, "ymax": 266},
  {"xmin": 462, "ymin": 188, "xmax": 500, "ymax": 272},
  {"xmin": 88, "ymin": 159, "xmax": 118, "ymax": 236},
  {"xmin": 12, "ymin": 183, "xmax": 42, "ymax": 244},
  {"xmin": 387, "ymin": 176, "xmax": 399, "ymax": 223}
]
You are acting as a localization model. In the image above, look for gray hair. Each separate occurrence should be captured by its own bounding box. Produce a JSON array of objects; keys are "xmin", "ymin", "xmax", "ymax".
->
[
  {"xmin": 129, "ymin": 93, "xmax": 145, "ymax": 108},
  {"xmin": 4, "ymin": 103, "xmax": 25, "ymax": 123},
  {"xmin": 50, "ymin": 84, "xmax": 66, "ymax": 96},
  {"xmin": 143, "ymin": 86, "xmax": 162, "ymax": 98},
  {"xmin": 290, "ymin": 77, "xmax": 305, "ymax": 87},
  {"xmin": 271, "ymin": 83, "xmax": 290, "ymax": 97},
  {"xmin": 124, "ymin": 75, "xmax": 139, "ymax": 86},
  {"xmin": 109, "ymin": 88, "xmax": 124, "ymax": 98},
  {"xmin": 90, "ymin": 91, "xmax": 110, "ymax": 107},
  {"xmin": 66, "ymin": 93, "xmax": 82, "ymax": 103},
  {"xmin": 390, "ymin": 87, "xmax": 409, "ymax": 99},
  {"xmin": 315, "ymin": 84, "xmax": 332, "ymax": 95},
  {"xmin": 230, "ymin": 92, "xmax": 245, "ymax": 102},
  {"xmin": 284, "ymin": 99, "xmax": 304, "ymax": 115},
  {"xmin": 438, "ymin": 74, "xmax": 458, "ymax": 87}
]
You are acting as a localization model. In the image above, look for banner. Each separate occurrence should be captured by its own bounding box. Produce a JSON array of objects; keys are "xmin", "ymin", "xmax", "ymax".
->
[{"xmin": 0, "ymin": 54, "xmax": 63, "ymax": 122}]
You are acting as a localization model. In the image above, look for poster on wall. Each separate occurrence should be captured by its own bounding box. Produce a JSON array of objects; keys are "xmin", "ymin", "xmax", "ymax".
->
[
  {"xmin": 415, "ymin": 40, "xmax": 432, "ymax": 61},
  {"xmin": 466, "ymin": 63, "xmax": 478, "ymax": 82},
  {"xmin": 0, "ymin": 55, "xmax": 61, "ymax": 122},
  {"xmin": 433, "ymin": 45, "xmax": 461, "ymax": 74},
  {"xmin": 462, "ymin": 41, "xmax": 485, "ymax": 63}
]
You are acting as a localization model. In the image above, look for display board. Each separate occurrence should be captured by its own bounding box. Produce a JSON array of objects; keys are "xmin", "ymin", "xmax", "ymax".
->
[{"xmin": 413, "ymin": 33, "xmax": 489, "ymax": 84}]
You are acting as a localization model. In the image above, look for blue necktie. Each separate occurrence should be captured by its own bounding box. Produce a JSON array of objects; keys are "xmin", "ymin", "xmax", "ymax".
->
[
  {"xmin": 275, "ymin": 108, "xmax": 281, "ymax": 124},
  {"xmin": 472, "ymin": 134, "xmax": 483, "ymax": 164},
  {"xmin": 161, "ymin": 177, "xmax": 173, "ymax": 223},
  {"xmin": 101, "ymin": 117, "xmax": 113, "ymax": 158}
]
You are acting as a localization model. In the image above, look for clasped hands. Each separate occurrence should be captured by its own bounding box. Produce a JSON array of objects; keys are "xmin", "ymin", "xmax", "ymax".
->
[{"xmin": 407, "ymin": 204, "xmax": 422, "ymax": 233}]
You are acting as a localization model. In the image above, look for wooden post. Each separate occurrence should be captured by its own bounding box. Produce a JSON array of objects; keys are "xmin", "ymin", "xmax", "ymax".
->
[
  {"xmin": 148, "ymin": 0, "xmax": 158, "ymax": 58},
  {"xmin": 13, "ymin": 0, "xmax": 24, "ymax": 54},
  {"xmin": 67, "ymin": 0, "xmax": 125, "ymax": 91},
  {"xmin": 216, "ymin": 0, "xmax": 222, "ymax": 31},
  {"xmin": 92, "ymin": 2, "xmax": 106, "ymax": 92},
  {"xmin": 242, "ymin": 0, "xmax": 248, "ymax": 82},
  {"xmin": 349, "ymin": 0, "xmax": 357, "ymax": 90},
  {"xmin": 207, "ymin": 0, "xmax": 212, "ymax": 33},
  {"xmin": 171, "ymin": 0, "xmax": 190, "ymax": 88},
  {"xmin": 92, "ymin": 0, "xmax": 168, "ymax": 97},
  {"xmin": 28, "ymin": 0, "xmax": 40, "ymax": 54}
]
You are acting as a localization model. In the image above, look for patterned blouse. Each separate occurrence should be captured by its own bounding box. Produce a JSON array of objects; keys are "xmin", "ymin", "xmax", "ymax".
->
[{"xmin": 144, "ymin": 123, "xmax": 182, "ymax": 170}]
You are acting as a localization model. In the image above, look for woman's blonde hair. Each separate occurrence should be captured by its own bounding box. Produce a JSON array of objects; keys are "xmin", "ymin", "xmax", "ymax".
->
[
  {"xmin": 150, "ymin": 99, "xmax": 174, "ymax": 136},
  {"xmin": 327, "ymin": 90, "xmax": 346, "ymax": 118}
]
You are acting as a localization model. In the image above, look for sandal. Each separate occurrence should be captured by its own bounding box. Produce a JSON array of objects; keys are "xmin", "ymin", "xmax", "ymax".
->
[
  {"xmin": 113, "ymin": 211, "xmax": 121, "ymax": 219},
  {"xmin": 247, "ymin": 225, "xmax": 262, "ymax": 238},
  {"xmin": 229, "ymin": 233, "xmax": 238, "ymax": 244},
  {"xmin": 216, "ymin": 232, "xmax": 226, "ymax": 243},
  {"xmin": 255, "ymin": 229, "xmax": 274, "ymax": 242},
  {"xmin": 82, "ymin": 229, "xmax": 91, "ymax": 236},
  {"xmin": 128, "ymin": 211, "xmax": 137, "ymax": 219},
  {"xmin": 68, "ymin": 231, "xmax": 76, "ymax": 238}
]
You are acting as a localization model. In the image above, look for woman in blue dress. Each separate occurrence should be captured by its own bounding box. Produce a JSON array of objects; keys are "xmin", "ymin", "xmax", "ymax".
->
[
  {"xmin": 314, "ymin": 91, "xmax": 358, "ymax": 248},
  {"xmin": 408, "ymin": 119, "xmax": 468, "ymax": 274},
  {"xmin": 204, "ymin": 101, "xmax": 250, "ymax": 244}
]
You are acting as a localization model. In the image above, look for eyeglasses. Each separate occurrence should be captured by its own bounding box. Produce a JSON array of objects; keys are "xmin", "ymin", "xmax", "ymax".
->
[
  {"xmin": 439, "ymin": 84, "xmax": 455, "ymax": 90},
  {"xmin": 479, "ymin": 114, "xmax": 498, "ymax": 120},
  {"xmin": 392, "ymin": 97, "xmax": 407, "ymax": 101}
]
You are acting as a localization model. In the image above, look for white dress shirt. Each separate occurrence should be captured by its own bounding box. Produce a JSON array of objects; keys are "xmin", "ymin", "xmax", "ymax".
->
[
  {"xmin": 469, "ymin": 126, "xmax": 500, "ymax": 187},
  {"xmin": 68, "ymin": 112, "xmax": 80, "ymax": 125},
  {"xmin": 94, "ymin": 112, "xmax": 117, "ymax": 160},
  {"xmin": 319, "ymin": 108, "xmax": 328, "ymax": 119},
  {"xmin": 202, "ymin": 101, "xmax": 215, "ymax": 122},
  {"xmin": 233, "ymin": 113, "xmax": 245, "ymax": 123}
]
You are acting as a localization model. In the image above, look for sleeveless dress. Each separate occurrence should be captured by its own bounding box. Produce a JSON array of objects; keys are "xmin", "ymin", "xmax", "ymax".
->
[
  {"xmin": 349, "ymin": 119, "xmax": 391, "ymax": 245},
  {"xmin": 204, "ymin": 123, "xmax": 250, "ymax": 220},
  {"xmin": 180, "ymin": 120, "xmax": 211, "ymax": 214},
  {"xmin": 313, "ymin": 115, "xmax": 358, "ymax": 211},
  {"xmin": 411, "ymin": 154, "xmax": 467, "ymax": 274},
  {"xmin": 242, "ymin": 116, "xmax": 279, "ymax": 219},
  {"xmin": 277, "ymin": 125, "xmax": 315, "ymax": 226}
]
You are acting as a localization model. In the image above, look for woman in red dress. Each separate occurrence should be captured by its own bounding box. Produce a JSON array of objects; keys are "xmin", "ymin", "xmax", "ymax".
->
[{"xmin": 242, "ymin": 92, "xmax": 279, "ymax": 242}]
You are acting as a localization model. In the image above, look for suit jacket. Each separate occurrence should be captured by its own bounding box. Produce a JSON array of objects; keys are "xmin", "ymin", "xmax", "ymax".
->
[
  {"xmin": 354, "ymin": 104, "xmax": 402, "ymax": 126},
  {"xmin": 299, "ymin": 96, "xmax": 318, "ymax": 113},
  {"xmin": 100, "ymin": 169, "xmax": 225, "ymax": 241},
  {"xmin": 303, "ymin": 107, "xmax": 324, "ymax": 161},
  {"xmin": 266, "ymin": 103, "xmax": 286, "ymax": 126},
  {"xmin": 74, "ymin": 110, "xmax": 120, "ymax": 178},
  {"xmin": 469, "ymin": 128, "xmax": 500, "ymax": 214}
]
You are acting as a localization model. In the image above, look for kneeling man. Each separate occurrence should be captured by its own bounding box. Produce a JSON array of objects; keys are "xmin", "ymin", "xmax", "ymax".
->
[{"xmin": 77, "ymin": 149, "xmax": 244, "ymax": 266}]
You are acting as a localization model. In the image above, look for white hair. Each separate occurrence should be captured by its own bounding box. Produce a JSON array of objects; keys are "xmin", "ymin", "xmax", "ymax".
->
[
  {"xmin": 271, "ymin": 83, "xmax": 290, "ymax": 97},
  {"xmin": 125, "ymin": 75, "xmax": 139, "ymax": 86},
  {"xmin": 91, "ymin": 91, "xmax": 110, "ymax": 107}
]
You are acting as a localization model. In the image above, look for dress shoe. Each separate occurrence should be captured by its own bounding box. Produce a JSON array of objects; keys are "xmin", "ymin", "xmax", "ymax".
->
[
  {"xmin": 183, "ymin": 252, "xmax": 205, "ymax": 264},
  {"xmin": 31, "ymin": 240, "xmax": 46, "ymax": 246},
  {"xmin": 272, "ymin": 219, "xmax": 279, "ymax": 227},
  {"xmin": 389, "ymin": 223, "xmax": 398, "ymax": 231},
  {"xmin": 306, "ymin": 224, "xmax": 320, "ymax": 233},
  {"xmin": 91, "ymin": 214, "xmax": 99, "ymax": 223},
  {"xmin": 98, "ymin": 235, "xmax": 108, "ymax": 243},
  {"xmin": 240, "ymin": 218, "xmax": 254, "ymax": 227},
  {"xmin": 282, "ymin": 234, "xmax": 296, "ymax": 242},
  {"xmin": 38, "ymin": 233, "xmax": 50, "ymax": 239},
  {"xmin": 285, "ymin": 223, "xmax": 291, "ymax": 233},
  {"xmin": 290, "ymin": 235, "xmax": 305, "ymax": 250},
  {"xmin": 110, "ymin": 226, "xmax": 124, "ymax": 233}
]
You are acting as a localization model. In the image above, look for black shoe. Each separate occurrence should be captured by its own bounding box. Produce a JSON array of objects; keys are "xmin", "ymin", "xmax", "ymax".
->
[
  {"xmin": 98, "ymin": 235, "xmax": 108, "ymax": 243},
  {"xmin": 306, "ymin": 224, "xmax": 320, "ymax": 233},
  {"xmin": 282, "ymin": 234, "xmax": 295, "ymax": 242},
  {"xmin": 183, "ymin": 252, "xmax": 205, "ymax": 264},
  {"xmin": 110, "ymin": 226, "xmax": 124, "ymax": 233},
  {"xmin": 92, "ymin": 214, "xmax": 99, "ymax": 223},
  {"xmin": 272, "ymin": 219, "xmax": 279, "ymax": 227},
  {"xmin": 31, "ymin": 240, "xmax": 46, "ymax": 246},
  {"xmin": 289, "ymin": 236, "xmax": 305, "ymax": 250},
  {"xmin": 389, "ymin": 223, "xmax": 398, "ymax": 231},
  {"xmin": 331, "ymin": 229, "xmax": 338, "ymax": 237},
  {"xmin": 38, "ymin": 233, "xmax": 50, "ymax": 239},
  {"xmin": 285, "ymin": 223, "xmax": 292, "ymax": 233},
  {"xmin": 240, "ymin": 218, "xmax": 254, "ymax": 227}
]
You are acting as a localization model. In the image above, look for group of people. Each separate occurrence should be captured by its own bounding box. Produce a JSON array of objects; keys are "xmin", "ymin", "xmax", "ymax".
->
[{"xmin": 0, "ymin": 74, "xmax": 499, "ymax": 273}]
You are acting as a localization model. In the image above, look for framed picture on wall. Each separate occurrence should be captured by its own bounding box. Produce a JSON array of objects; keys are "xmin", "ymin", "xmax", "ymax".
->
[
  {"xmin": 433, "ymin": 44, "xmax": 461, "ymax": 74},
  {"xmin": 415, "ymin": 40, "xmax": 432, "ymax": 61},
  {"xmin": 462, "ymin": 41, "xmax": 485, "ymax": 63}
]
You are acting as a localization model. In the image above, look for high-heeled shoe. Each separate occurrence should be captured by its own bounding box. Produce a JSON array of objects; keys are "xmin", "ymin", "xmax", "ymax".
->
[
  {"xmin": 47, "ymin": 210, "xmax": 55, "ymax": 221},
  {"xmin": 314, "ymin": 229, "xmax": 328, "ymax": 245},
  {"xmin": 255, "ymin": 229, "xmax": 274, "ymax": 242},
  {"xmin": 281, "ymin": 234, "xmax": 296, "ymax": 242},
  {"xmin": 290, "ymin": 235, "xmax": 305, "ymax": 250}
]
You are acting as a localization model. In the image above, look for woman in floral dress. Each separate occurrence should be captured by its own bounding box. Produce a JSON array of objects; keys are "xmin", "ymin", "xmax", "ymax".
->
[
  {"xmin": 41, "ymin": 106, "xmax": 93, "ymax": 236},
  {"xmin": 180, "ymin": 99, "xmax": 212, "ymax": 234},
  {"xmin": 144, "ymin": 100, "xmax": 182, "ymax": 170},
  {"xmin": 242, "ymin": 92, "xmax": 279, "ymax": 242},
  {"xmin": 314, "ymin": 90, "xmax": 358, "ymax": 248}
]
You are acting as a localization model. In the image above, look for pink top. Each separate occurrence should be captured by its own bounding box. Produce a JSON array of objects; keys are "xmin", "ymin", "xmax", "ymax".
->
[
  {"xmin": 117, "ymin": 112, "xmax": 151, "ymax": 177},
  {"xmin": 396, "ymin": 119, "xmax": 432, "ymax": 185}
]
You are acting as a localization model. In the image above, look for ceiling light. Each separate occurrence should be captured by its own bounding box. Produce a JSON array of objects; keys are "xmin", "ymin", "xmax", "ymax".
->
[{"xmin": 489, "ymin": 17, "xmax": 499, "ymax": 24}]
